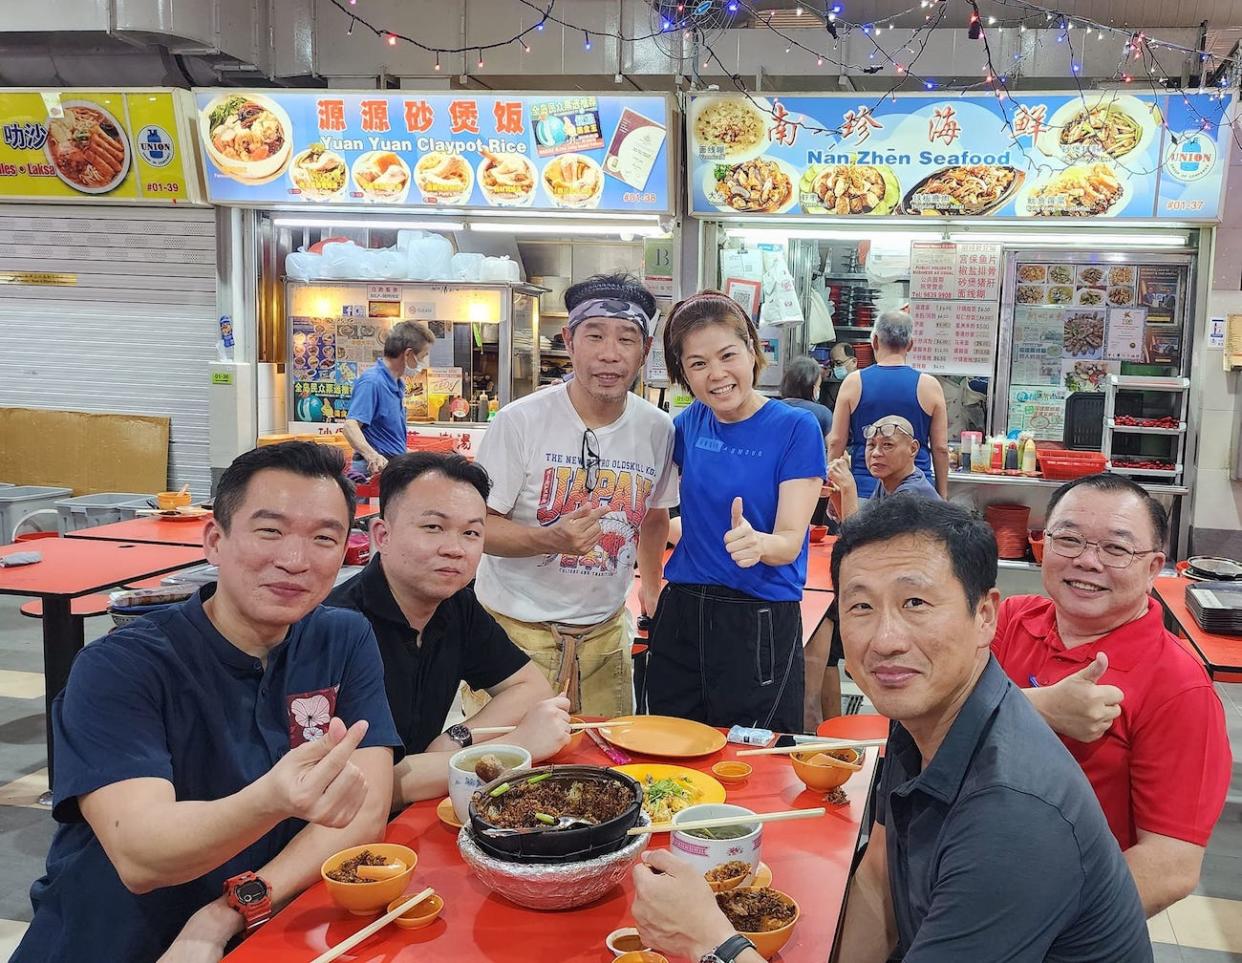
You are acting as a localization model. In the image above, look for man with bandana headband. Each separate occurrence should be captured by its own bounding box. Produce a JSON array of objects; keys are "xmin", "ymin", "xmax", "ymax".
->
[{"xmin": 467, "ymin": 274, "xmax": 679, "ymax": 716}]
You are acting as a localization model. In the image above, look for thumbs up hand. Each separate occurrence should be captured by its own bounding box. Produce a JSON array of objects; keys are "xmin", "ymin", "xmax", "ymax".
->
[
  {"xmin": 1032, "ymin": 652, "xmax": 1124, "ymax": 743},
  {"xmin": 724, "ymin": 496, "xmax": 764, "ymax": 569}
]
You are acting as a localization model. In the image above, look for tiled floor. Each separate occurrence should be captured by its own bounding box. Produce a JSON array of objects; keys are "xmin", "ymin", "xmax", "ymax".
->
[{"xmin": 0, "ymin": 595, "xmax": 1240, "ymax": 961}]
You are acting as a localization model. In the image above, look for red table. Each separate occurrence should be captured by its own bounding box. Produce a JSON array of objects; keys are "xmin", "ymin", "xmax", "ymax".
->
[
  {"xmin": 65, "ymin": 502, "xmax": 380, "ymax": 547},
  {"xmin": 0, "ymin": 538, "xmax": 205, "ymax": 794},
  {"xmin": 65, "ymin": 515, "xmax": 211, "ymax": 547},
  {"xmin": 806, "ymin": 538, "xmax": 837, "ymax": 594},
  {"xmin": 1152, "ymin": 576, "xmax": 1242, "ymax": 681},
  {"xmin": 225, "ymin": 739, "xmax": 879, "ymax": 962}
]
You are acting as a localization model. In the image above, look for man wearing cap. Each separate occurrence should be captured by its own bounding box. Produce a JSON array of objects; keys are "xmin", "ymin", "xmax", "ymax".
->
[{"xmin": 469, "ymin": 273, "xmax": 678, "ymax": 716}]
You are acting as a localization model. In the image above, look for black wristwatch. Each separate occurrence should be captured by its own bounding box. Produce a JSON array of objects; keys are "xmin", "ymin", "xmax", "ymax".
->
[
  {"xmin": 446, "ymin": 723, "xmax": 472, "ymax": 749},
  {"xmin": 700, "ymin": 935, "xmax": 757, "ymax": 963}
]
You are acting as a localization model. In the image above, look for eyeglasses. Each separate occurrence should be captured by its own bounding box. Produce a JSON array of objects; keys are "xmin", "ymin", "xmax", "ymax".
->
[
  {"xmin": 862, "ymin": 423, "xmax": 913, "ymax": 441},
  {"xmin": 581, "ymin": 428, "xmax": 601, "ymax": 493},
  {"xmin": 1045, "ymin": 532, "xmax": 1159, "ymax": 569}
]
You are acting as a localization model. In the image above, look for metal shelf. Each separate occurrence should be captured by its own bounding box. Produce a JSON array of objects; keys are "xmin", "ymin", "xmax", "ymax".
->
[
  {"xmin": 1108, "ymin": 463, "xmax": 1182, "ymax": 479},
  {"xmin": 1106, "ymin": 420, "xmax": 1186, "ymax": 435},
  {"xmin": 948, "ymin": 471, "xmax": 1188, "ymax": 496},
  {"xmin": 998, "ymin": 559, "xmax": 1041, "ymax": 571},
  {"xmin": 1108, "ymin": 374, "xmax": 1190, "ymax": 393}
]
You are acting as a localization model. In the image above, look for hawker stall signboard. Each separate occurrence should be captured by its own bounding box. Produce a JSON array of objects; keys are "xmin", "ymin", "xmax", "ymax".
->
[
  {"xmin": 687, "ymin": 91, "xmax": 1233, "ymax": 220},
  {"xmin": 194, "ymin": 90, "xmax": 673, "ymax": 214},
  {"xmin": 0, "ymin": 89, "xmax": 201, "ymax": 204}
]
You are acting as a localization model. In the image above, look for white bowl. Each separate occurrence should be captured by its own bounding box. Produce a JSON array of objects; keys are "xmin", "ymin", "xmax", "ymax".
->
[
  {"xmin": 448, "ymin": 744, "xmax": 531, "ymax": 823},
  {"xmin": 670, "ymin": 803, "xmax": 762, "ymax": 884}
]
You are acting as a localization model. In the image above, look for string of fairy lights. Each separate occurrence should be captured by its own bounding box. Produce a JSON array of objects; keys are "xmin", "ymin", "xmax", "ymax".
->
[{"xmin": 322, "ymin": 0, "xmax": 1238, "ymax": 165}]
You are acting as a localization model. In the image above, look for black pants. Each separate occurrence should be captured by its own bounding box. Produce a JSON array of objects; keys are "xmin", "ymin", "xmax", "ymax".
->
[{"xmin": 644, "ymin": 583, "xmax": 805, "ymax": 733}]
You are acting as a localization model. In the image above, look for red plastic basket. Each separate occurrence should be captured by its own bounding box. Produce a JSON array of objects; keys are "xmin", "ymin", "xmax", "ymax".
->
[{"xmin": 1037, "ymin": 450, "xmax": 1106, "ymax": 481}]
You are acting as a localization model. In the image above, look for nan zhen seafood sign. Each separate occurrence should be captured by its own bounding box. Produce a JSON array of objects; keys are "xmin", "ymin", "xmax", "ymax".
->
[
  {"xmin": 0, "ymin": 90, "xmax": 200, "ymax": 203},
  {"xmin": 688, "ymin": 91, "xmax": 1233, "ymax": 220},
  {"xmin": 193, "ymin": 90, "xmax": 672, "ymax": 214}
]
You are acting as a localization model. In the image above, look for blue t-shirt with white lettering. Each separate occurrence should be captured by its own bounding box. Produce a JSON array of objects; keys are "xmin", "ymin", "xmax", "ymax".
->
[{"xmin": 665, "ymin": 399, "xmax": 826, "ymax": 601}]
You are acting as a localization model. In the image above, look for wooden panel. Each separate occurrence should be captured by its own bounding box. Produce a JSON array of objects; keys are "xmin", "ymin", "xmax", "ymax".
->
[{"xmin": 0, "ymin": 407, "xmax": 169, "ymax": 495}]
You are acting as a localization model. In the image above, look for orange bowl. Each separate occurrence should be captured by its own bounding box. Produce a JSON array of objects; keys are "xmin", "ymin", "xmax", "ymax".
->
[
  {"xmin": 736, "ymin": 889, "xmax": 800, "ymax": 960},
  {"xmin": 790, "ymin": 748, "xmax": 862, "ymax": 793},
  {"xmin": 705, "ymin": 863, "xmax": 751, "ymax": 893},
  {"xmin": 615, "ymin": 953, "xmax": 668, "ymax": 963},
  {"xmin": 387, "ymin": 892, "xmax": 443, "ymax": 929},
  {"xmin": 808, "ymin": 524, "xmax": 829, "ymax": 543},
  {"xmin": 321, "ymin": 843, "xmax": 417, "ymax": 915},
  {"xmin": 156, "ymin": 491, "xmax": 192, "ymax": 510},
  {"xmin": 711, "ymin": 761, "xmax": 753, "ymax": 786}
]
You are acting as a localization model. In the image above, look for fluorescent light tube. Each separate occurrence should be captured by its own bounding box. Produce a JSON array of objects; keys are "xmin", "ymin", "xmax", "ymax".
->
[{"xmin": 272, "ymin": 217, "xmax": 465, "ymax": 231}]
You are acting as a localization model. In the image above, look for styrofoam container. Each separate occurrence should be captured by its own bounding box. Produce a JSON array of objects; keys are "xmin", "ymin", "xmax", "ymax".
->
[
  {"xmin": 0, "ymin": 486, "xmax": 73, "ymax": 545},
  {"xmin": 56, "ymin": 492, "xmax": 154, "ymax": 534}
]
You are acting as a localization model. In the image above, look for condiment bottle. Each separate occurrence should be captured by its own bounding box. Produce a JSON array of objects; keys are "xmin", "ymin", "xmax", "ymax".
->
[
  {"xmin": 1022, "ymin": 439, "xmax": 1038, "ymax": 474},
  {"xmin": 1005, "ymin": 440, "xmax": 1019, "ymax": 470},
  {"xmin": 487, "ymin": 398, "xmax": 499, "ymax": 421},
  {"xmin": 990, "ymin": 437, "xmax": 1003, "ymax": 471}
]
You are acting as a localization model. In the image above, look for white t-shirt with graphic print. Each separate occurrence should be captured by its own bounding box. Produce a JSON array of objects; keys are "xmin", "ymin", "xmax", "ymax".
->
[{"xmin": 475, "ymin": 383, "xmax": 679, "ymax": 625}]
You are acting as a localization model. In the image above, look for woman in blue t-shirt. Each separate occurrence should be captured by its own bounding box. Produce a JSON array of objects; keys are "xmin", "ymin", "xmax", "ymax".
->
[{"xmin": 645, "ymin": 292, "xmax": 826, "ymax": 732}]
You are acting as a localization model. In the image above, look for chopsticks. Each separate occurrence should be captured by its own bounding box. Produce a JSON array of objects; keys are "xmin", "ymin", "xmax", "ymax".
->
[
  {"xmin": 627, "ymin": 807, "xmax": 826, "ymax": 836},
  {"xmin": 308, "ymin": 887, "xmax": 435, "ymax": 963},
  {"xmin": 471, "ymin": 721, "xmax": 631, "ymax": 736},
  {"xmin": 736, "ymin": 738, "xmax": 887, "ymax": 758}
]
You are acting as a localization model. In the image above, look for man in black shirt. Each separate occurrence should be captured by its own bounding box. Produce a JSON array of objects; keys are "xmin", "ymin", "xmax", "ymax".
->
[{"xmin": 329, "ymin": 453, "xmax": 570, "ymax": 810}]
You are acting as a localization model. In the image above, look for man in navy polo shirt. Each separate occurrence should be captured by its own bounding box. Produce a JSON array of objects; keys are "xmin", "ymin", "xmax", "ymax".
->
[
  {"xmin": 342, "ymin": 321, "xmax": 434, "ymax": 476},
  {"xmin": 14, "ymin": 442, "xmax": 404, "ymax": 963}
]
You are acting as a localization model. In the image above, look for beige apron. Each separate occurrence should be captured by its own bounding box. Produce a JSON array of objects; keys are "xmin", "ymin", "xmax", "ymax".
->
[{"xmin": 462, "ymin": 606, "xmax": 634, "ymax": 718}]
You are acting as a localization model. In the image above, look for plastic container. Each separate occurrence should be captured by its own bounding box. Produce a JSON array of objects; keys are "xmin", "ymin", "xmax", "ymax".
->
[
  {"xmin": 985, "ymin": 503, "xmax": 1032, "ymax": 560},
  {"xmin": 0, "ymin": 486, "xmax": 73, "ymax": 545},
  {"xmin": 1037, "ymin": 449, "xmax": 1107, "ymax": 481},
  {"xmin": 56, "ymin": 492, "xmax": 154, "ymax": 534}
]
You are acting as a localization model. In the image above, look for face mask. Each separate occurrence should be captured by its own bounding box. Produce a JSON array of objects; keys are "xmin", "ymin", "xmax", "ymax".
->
[
  {"xmin": 832, "ymin": 365, "xmax": 848, "ymax": 380},
  {"xmin": 405, "ymin": 359, "xmax": 425, "ymax": 378}
]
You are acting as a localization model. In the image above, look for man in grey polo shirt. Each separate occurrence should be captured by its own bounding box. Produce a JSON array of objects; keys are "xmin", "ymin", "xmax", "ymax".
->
[
  {"xmin": 833, "ymin": 497, "xmax": 1150, "ymax": 961},
  {"xmin": 827, "ymin": 415, "xmax": 939, "ymax": 521}
]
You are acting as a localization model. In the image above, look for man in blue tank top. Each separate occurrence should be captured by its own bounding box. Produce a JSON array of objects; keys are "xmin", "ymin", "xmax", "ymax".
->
[{"xmin": 826, "ymin": 310, "xmax": 949, "ymax": 499}]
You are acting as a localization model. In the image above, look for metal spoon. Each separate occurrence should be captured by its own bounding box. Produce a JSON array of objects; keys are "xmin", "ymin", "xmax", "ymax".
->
[{"xmin": 481, "ymin": 815, "xmax": 597, "ymax": 836}]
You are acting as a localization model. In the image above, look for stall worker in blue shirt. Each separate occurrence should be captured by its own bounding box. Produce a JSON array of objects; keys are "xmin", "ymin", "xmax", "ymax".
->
[
  {"xmin": 342, "ymin": 320, "xmax": 435, "ymax": 477},
  {"xmin": 14, "ymin": 442, "xmax": 405, "ymax": 963},
  {"xmin": 644, "ymin": 291, "xmax": 825, "ymax": 733}
]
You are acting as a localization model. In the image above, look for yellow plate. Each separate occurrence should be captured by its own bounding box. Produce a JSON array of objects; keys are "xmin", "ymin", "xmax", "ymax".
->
[
  {"xmin": 600, "ymin": 715, "xmax": 727, "ymax": 758},
  {"xmin": 613, "ymin": 763, "xmax": 727, "ymax": 831},
  {"xmin": 436, "ymin": 796, "xmax": 463, "ymax": 829}
]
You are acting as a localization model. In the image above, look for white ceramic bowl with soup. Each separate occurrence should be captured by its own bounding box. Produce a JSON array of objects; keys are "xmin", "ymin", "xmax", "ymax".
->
[
  {"xmin": 670, "ymin": 803, "xmax": 762, "ymax": 884},
  {"xmin": 448, "ymin": 744, "xmax": 532, "ymax": 824}
]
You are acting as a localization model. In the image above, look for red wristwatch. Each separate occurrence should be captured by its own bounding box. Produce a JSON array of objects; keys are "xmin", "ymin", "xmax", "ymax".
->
[{"xmin": 224, "ymin": 872, "xmax": 272, "ymax": 932}]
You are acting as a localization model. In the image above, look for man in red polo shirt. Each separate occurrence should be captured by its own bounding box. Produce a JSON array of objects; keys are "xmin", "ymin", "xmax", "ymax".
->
[{"xmin": 992, "ymin": 473, "xmax": 1230, "ymax": 917}]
